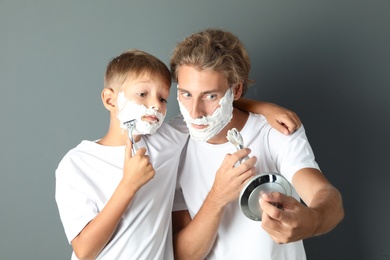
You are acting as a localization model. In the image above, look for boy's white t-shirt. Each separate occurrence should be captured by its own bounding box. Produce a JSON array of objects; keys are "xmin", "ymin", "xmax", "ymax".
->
[
  {"xmin": 55, "ymin": 116, "xmax": 188, "ymax": 260},
  {"xmin": 173, "ymin": 113, "xmax": 320, "ymax": 260}
]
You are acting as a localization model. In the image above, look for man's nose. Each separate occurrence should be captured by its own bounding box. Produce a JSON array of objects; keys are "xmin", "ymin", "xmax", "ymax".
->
[{"xmin": 190, "ymin": 100, "xmax": 205, "ymax": 119}]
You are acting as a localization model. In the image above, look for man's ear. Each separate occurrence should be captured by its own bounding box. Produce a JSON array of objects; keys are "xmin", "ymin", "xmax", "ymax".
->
[
  {"xmin": 232, "ymin": 83, "xmax": 243, "ymax": 100},
  {"xmin": 101, "ymin": 88, "xmax": 116, "ymax": 111}
]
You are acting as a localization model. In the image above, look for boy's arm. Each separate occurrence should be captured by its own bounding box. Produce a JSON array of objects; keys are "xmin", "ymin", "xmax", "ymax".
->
[
  {"xmin": 173, "ymin": 149, "xmax": 256, "ymax": 260},
  {"xmin": 234, "ymin": 98, "xmax": 301, "ymax": 135},
  {"xmin": 72, "ymin": 140, "xmax": 155, "ymax": 259}
]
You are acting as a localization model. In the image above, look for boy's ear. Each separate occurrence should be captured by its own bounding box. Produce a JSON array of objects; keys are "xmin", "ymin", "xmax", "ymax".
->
[
  {"xmin": 101, "ymin": 88, "xmax": 116, "ymax": 111},
  {"xmin": 233, "ymin": 83, "xmax": 243, "ymax": 100}
]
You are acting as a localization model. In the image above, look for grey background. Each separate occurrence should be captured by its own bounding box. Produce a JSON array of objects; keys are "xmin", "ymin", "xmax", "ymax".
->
[{"xmin": 1, "ymin": 0, "xmax": 389, "ymax": 259}]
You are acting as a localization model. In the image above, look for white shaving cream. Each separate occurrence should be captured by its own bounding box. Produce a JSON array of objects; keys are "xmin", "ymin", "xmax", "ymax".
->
[
  {"xmin": 178, "ymin": 87, "xmax": 234, "ymax": 142},
  {"xmin": 116, "ymin": 92, "xmax": 165, "ymax": 135}
]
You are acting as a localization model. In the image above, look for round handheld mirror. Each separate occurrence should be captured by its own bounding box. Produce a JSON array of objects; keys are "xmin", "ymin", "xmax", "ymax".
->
[{"xmin": 239, "ymin": 173, "xmax": 292, "ymax": 221}]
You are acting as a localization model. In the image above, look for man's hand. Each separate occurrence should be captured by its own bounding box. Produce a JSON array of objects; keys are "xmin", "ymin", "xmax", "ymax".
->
[
  {"xmin": 259, "ymin": 192, "xmax": 317, "ymax": 244},
  {"xmin": 208, "ymin": 148, "xmax": 257, "ymax": 208}
]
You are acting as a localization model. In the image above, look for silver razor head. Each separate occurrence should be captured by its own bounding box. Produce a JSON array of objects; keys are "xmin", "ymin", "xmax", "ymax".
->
[
  {"xmin": 227, "ymin": 128, "xmax": 249, "ymax": 162},
  {"xmin": 123, "ymin": 119, "xmax": 137, "ymax": 130},
  {"xmin": 227, "ymin": 128, "xmax": 244, "ymax": 149}
]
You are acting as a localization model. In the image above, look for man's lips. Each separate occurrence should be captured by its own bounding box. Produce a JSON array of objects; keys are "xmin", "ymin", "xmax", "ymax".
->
[{"xmin": 191, "ymin": 123, "xmax": 208, "ymax": 130}]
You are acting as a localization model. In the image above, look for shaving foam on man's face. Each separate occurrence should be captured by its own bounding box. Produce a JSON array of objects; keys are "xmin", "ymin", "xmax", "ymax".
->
[
  {"xmin": 178, "ymin": 87, "xmax": 234, "ymax": 141},
  {"xmin": 116, "ymin": 92, "xmax": 165, "ymax": 135}
]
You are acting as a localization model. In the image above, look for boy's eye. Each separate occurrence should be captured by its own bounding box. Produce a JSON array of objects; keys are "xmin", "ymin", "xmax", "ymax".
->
[
  {"xmin": 160, "ymin": 98, "xmax": 168, "ymax": 104},
  {"xmin": 137, "ymin": 93, "xmax": 147, "ymax": 97}
]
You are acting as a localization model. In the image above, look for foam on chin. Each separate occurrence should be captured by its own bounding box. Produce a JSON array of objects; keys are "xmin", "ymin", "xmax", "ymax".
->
[
  {"xmin": 178, "ymin": 87, "xmax": 234, "ymax": 142},
  {"xmin": 116, "ymin": 92, "xmax": 165, "ymax": 135}
]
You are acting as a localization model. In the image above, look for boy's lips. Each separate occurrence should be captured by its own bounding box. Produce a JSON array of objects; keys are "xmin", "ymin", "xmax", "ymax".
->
[{"xmin": 142, "ymin": 115, "xmax": 159, "ymax": 124}]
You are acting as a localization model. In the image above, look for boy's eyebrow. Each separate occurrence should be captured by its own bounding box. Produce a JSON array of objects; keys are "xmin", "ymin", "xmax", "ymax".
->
[{"xmin": 134, "ymin": 79, "xmax": 153, "ymax": 84}]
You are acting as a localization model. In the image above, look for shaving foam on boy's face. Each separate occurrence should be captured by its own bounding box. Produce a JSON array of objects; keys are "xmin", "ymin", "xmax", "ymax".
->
[
  {"xmin": 178, "ymin": 87, "xmax": 234, "ymax": 142},
  {"xmin": 116, "ymin": 92, "xmax": 165, "ymax": 135}
]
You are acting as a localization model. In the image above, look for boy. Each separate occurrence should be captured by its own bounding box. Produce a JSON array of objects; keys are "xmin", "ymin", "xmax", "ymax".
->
[
  {"xmin": 55, "ymin": 49, "xmax": 301, "ymax": 259},
  {"xmin": 171, "ymin": 29, "xmax": 344, "ymax": 260}
]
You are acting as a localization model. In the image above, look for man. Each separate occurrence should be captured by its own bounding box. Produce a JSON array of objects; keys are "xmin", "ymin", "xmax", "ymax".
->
[{"xmin": 170, "ymin": 28, "xmax": 344, "ymax": 260}]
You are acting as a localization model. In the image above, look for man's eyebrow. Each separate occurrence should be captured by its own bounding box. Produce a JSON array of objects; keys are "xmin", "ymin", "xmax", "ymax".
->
[
  {"xmin": 178, "ymin": 87, "xmax": 220, "ymax": 95},
  {"xmin": 177, "ymin": 87, "xmax": 189, "ymax": 92}
]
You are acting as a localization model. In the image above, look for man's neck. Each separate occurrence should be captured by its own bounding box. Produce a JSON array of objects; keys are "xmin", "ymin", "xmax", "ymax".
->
[{"xmin": 206, "ymin": 108, "xmax": 249, "ymax": 145}]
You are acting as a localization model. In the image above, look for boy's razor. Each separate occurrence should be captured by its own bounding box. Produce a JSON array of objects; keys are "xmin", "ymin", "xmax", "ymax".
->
[{"xmin": 123, "ymin": 119, "xmax": 138, "ymax": 155}]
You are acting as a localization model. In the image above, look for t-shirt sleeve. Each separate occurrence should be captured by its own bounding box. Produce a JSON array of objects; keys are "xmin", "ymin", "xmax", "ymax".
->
[
  {"xmin": 55, "ymin": 154, "xmax": 98, "ymax": 244},
  {"xmin": 269, "ymin": 125, "xmax": 320, "ymax": 184}
]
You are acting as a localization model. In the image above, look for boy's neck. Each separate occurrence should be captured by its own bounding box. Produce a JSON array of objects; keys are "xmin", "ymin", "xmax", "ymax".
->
[
  {"xmin": 97, "ymin": 123, "xmax": 141, "ymax": 146},
  {"xmin": 206, "ymin": 108, "xmax": 249, "ymax": 145}
]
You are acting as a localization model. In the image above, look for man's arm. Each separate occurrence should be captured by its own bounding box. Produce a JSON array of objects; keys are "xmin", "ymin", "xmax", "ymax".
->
[
  {"xmin": 172, "ymin": 149, "xmax": 257, "ymax": 260},
  {"xmin": 259, "ymin": 168, "xmax": 344, "ymax": 243},
  {"xmin": 72, "ymin": 141, "xmax": 155, "ymax": 259},
  {"xmin": 234, "ymin": 97, "xmax": 301, "ymax": 135}
]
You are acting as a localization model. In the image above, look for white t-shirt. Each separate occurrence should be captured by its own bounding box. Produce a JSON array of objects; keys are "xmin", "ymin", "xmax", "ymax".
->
[
  {"xmin": 55, "ymin": 116, "xmax": 188, "ymax": 260},
  {"xmin": 173, "ymin": 113, "xmax": 320, "ymax": 260}
]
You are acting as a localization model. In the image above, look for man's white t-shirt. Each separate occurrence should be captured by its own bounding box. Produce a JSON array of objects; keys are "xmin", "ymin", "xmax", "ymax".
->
[
  {"xmin": 55, "ymin": 116, "xmax": 188, "ymax": 260},
  {"xmin": 173, "ymin": 113, "xmax": 320, "ymax": 260}
]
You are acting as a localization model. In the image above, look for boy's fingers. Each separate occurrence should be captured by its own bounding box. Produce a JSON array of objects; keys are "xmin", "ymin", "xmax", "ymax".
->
[
  {"xmin": 273, "ymin": 120, "xmax": 291, "ymax": 135},
  {"xmin": 125, "ymin": 139, "xmax": 133, "ymax": 158},
  {"xmin": 135, "ymin": 147, "xmax": 147, "ymax": 157}
]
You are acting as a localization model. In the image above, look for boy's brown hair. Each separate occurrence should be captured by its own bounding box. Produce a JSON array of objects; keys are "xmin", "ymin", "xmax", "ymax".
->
[{"xmin": 105, "ymin": 49, "xmax": 171, "ymax": 91}]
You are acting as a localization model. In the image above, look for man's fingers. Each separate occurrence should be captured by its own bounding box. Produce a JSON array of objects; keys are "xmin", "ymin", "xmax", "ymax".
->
[
  {"xmin": 260, "ymin": 192, "xmax": 295, "ymax": 222},
  {"xmin": 228, "ymin": 148, "xmax": 252, "ymax": 164}
]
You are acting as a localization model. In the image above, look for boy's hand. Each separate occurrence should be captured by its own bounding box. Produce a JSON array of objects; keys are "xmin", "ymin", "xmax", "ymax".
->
[
  {"xmin": 122, "ymin": 139, "xmax": 155, "ymax": 193},
  {"xmin": 263, "ymin": 104, "xmax": 301, "ymax": 135},
  {"xmin": 233, "ymin": 98, "xmax": 301, "ymax": 135}
]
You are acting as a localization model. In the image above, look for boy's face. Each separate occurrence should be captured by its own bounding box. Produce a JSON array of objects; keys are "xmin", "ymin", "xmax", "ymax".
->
[
  {"xmin": 177, "ymin": 65, "xmax": 235, "ymax": 142},
  {"xmin": 116, "ymin": 73, "xmax": 170, "ymax": 135}
]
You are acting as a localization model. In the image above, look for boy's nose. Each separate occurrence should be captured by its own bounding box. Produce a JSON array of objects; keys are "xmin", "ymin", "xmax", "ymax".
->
[
  {"xmin": 150, "ymin": 105, "xmax": 160, "ymax": 111},
  {"xmin": 149, "ymin": 98, "xmax": 161, "ymax": 111}
]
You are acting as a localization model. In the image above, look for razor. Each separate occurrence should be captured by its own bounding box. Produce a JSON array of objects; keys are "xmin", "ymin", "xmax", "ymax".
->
[{"xmin": 123, "ymin": 119, "xmax": 138, "ymax": 155}]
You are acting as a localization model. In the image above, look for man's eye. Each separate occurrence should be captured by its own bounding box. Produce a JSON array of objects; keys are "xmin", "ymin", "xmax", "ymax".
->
[
  {"xmin": 160, "ymin": 98, "xmax": 168, "ymax": 104},
  {"xmin": 181, "ymin": 92, "xmax": 191, "ymax": 98},
  {"xmin": 205, "ymin": 94, "xmax": 217, "ymax": 100}
]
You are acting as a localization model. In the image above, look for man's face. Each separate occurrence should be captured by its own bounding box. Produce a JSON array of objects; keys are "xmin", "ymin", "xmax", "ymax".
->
[{"xmin": 177, "ymin": 65, "xmax": 235, "ymax": 142}]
